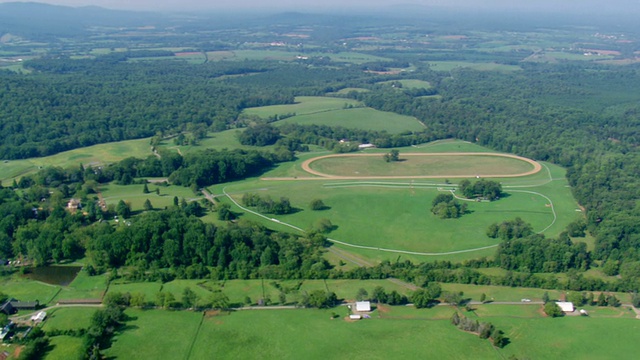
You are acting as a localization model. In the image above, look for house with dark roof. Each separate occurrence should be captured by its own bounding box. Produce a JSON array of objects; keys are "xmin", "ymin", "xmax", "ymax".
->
[{"xmin": 0, "ymin": 301, "xmax": 16, "ymax": 315}]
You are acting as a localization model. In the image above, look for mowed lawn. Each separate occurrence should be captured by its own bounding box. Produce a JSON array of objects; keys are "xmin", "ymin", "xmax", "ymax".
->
[
  {"xmin": 308, "ymin": 153, "xmax": 535, "ymax": 177},
  {"xmin": 189, "ymin": 309, "xmax": 497, "ymax": 360}
]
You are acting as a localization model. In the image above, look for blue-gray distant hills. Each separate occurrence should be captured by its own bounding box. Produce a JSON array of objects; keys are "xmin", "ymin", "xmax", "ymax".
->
[{"xmin": 0, "ymin": 2, "xmax": 163, "ymax": 38}]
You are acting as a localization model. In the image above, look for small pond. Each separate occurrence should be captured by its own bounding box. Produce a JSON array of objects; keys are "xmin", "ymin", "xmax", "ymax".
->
[{"xmin": 22, "ymin": 265, "xmax": 82, "ymax": 286}]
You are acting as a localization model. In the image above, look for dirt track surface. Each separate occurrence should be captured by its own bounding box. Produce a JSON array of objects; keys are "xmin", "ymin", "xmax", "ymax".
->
[{"xmin": 263, "ymin": 152, "xmax": 542, "ymax": 181}]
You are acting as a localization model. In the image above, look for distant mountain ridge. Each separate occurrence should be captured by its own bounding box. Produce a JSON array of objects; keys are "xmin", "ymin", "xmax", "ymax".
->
[{"xmin": 0, "ymin": 2, "xmax": 164, "ymax": 38}]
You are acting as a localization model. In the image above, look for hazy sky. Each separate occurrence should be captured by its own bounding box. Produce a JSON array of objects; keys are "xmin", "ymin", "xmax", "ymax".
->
[{"xmin": 0, "ymin": 0, "xmax": 638, "ymax": 13}]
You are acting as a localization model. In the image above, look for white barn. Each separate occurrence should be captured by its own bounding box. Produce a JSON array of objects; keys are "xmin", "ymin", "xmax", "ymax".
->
[
  {"xmin": 355, "ymin": 301, "xmax": 371, "ymax": 312},
  {"xmin": 556, "ymin": 301, "xmax": 574, "ymax": 313}
]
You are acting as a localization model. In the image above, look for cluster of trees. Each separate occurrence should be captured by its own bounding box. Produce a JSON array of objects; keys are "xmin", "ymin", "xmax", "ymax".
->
[
  {"xmin": 168, "ymin": 148, "xmax": 285, "ymax": 189},
  {"xmin": 238, "ymin": 123, "xmax": 281, "ymax": 146},
  {"xmin": 457, "ymin": 179, "xmax": 502, "ymax": 201},
  {"xmin": 85, "ymin": 208, "xmax": 331, "ymax": 280},
  {"xmin": 82, "ymin": 303, "xmax": 125, "ymax": 359},
  {"xmin": 241, "ymin": 193, "xmax": 294, "ymax": 215},
  {"xmin": 299, "ymin": 290, "xmax": 338, "ymax": 308},
  {"xmin": 495, "ymin": 234, "xmax": 590, "ymax": 273},
  {"xmin": 382, "ymin": 149, "xmax": 400, "ymax": 162},
  {"xmin": 431, "ymin": 193, "xmax": 467, "ymax": 219},
  {"xmin": 410, "ymin": 282, "xmax": 442, "ymax": 308},
  {"xmin": 451, "ymin": 312, "xmax": 507, "ymax": 348},
  {"xmin": 486, "ymin": 217, "xmax": 534, "ymax": 241},
  {"xmin": 363, "ymin": 286, "xmax": 409, "ymax": 305}
]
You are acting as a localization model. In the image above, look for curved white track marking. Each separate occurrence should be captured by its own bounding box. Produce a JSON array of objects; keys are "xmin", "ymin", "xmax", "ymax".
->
[{"xmin": 222, "ymin": 187, "xmax": 499, "ymax": 257}]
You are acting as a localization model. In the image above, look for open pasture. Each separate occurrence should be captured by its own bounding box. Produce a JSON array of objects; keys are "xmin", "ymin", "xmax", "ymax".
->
[
  {"xmin": 99, "ymin": 183, "xmax": 202, "ymax": 211},
  {"xmin": 497, "ymin": 316, "xmax": 640, "ymax": 359},
  {"xmin": 189, "ymin": 309, "xmax": 496, "ymax": 360},
  {"xmin": 44, "ymin": 336, "xmax": 85, "ymax": 360},
  {"xmin": 305, "ymin": 152, "xmax": 538, "ymax": 179},
  {"xmin": 41, "ymin": 307, "xmax": 97, "ymax": 332},
  {"xmin": 0, "ymin": 138, "xmax": 152, "ymax": 182},
  {"xmin": 243, "ymin": 96, "xmax": 361, "ymax": 118},
  {"xmin": 104, "ymin": 309, "xmax": 203, "ymax": 360},
  {"xmin": 377, "ymin": 79, "xmax": 432, "ymax": 89},
  {"xmin": 277, "ymin": 107, "xmax": 425, "ymax": 134}
]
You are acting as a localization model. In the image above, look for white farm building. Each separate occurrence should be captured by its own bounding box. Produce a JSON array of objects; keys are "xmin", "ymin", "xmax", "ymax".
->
[{"xmin": 355, "ymin": 301, "xmax": 371, "ymax": 312}]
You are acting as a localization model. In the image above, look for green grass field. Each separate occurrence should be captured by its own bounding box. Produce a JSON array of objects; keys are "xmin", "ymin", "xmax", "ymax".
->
[
  {"xmin": 243, "ymin": 96, "xmax": 361, "ymax": 118},
  {"xmin": 277, "ymin": 107, "xmax": 425, "ymax": 134},
  {"xmin": 377, "ymin": 79, "xmax": 432, "ymax": 89},
  {"xmin": 215, "ymin": 141, "xmax": 579, "ymax": 264},
  {"xmin": 0, "ymin": 138, "xmax": 152, "ymax": 182},
  {"xmin": 52, "ymin": 271, "xmax": 108, "ymax": 301},
  {"xmin": 42, "ymin": 307, "xmax": 97, "ymax": 331},
  {"xmin": 190, "ymin": 309, "xmax": 497, "ymax": 359},
  {"xmin": 308, "ymin": 153, "xmax": 535, "ymax": 177},
  {"xmin": 101, "ymin": 304, "xmax": 640, "ymax": 359},
  {"xmin": 44, "ymin": 336, "xmax": 85, "ymax": 360},
  {"xmin": 99, "ymin": 182, "xmax": 203, "ymax": 212},
  {"xmin": 0, "ymin": 275, "xmax": 61, "ymax": 304},
  {"xmin": 243, "ymin": 95, "xmax": 424, "ymax": 134},
  {"xmin": 104, "ymin": 309, "xmax": 203, "ymax": 359}
]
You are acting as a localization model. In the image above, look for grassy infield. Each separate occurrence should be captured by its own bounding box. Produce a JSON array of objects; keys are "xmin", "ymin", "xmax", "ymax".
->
[{"xmin": 2, "ymin": 95, "xmax": 627, "ymax": 359}]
